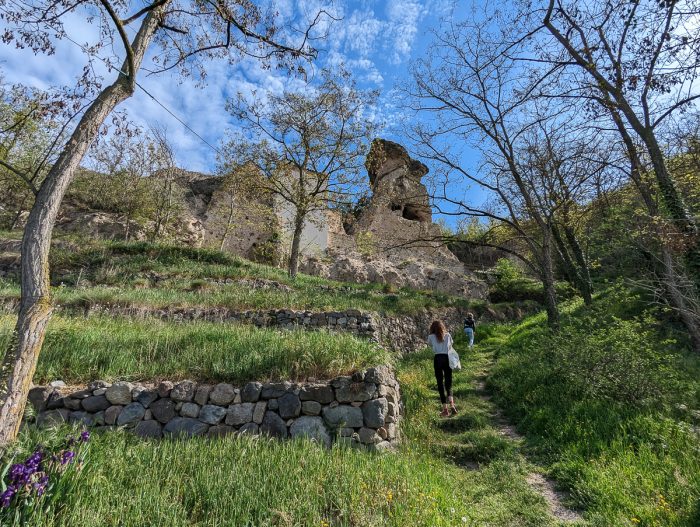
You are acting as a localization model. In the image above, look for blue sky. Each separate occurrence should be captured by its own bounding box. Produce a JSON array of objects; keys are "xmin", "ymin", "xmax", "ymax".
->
[{"xmin": 0, "ymin": 0, "xmax": 483, "ymax": 225}]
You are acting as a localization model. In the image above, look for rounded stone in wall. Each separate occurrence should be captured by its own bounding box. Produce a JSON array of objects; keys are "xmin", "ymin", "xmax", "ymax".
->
[
  {"xmin": 199, "ymin": 405, "xmax": 226, "ymax": 425},
  {"xmin": 150, "ymin": 399, "xmax": 176, "ymax": 424},
  {"xmin": 135, "ymin": 420, "xmax": 163, "ymax": 439},
  {"xmin": 117, "ymin": 403, "xmax": 146, "ymax": 426},
  {"xmin": 81, "ymin": 395, "xmax": 110, "ymax": 413},
  {"xmin": 163, "ymin": 417, "xmax": 209, "ymax": 438},
  {"xmin": 241, "ymin": 382, "xmax": 262, "ymax": 402},
  {"xmin": 105, "ymin": 382, "xmax": 133, "ymax": 405},
  {"xmin": 290, "ymin": 416, "xmax": 331, "ymax": 448},
  {"xmin": 171, "ymin": 381, "xmax": 196, "ymax": 402},
  {"xmin": 209, "ymin": 383, "xmax": 236, "ymax": 405},
  {"xmin": 278, "ymin": 393, "xmax": 301, "ymax": 419},
  {"xmin": 260, "ymin": 411, "xmax": 287, "ymax": 438}
]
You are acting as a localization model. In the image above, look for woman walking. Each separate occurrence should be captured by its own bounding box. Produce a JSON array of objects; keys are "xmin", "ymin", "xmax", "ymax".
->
[
  {"xmin": 428, "ymin": 320, "xmax": 457, "ymax": 417},
  {"xmin": 463, "ymin": 312, "xmax": 476, "ymax": 349}
]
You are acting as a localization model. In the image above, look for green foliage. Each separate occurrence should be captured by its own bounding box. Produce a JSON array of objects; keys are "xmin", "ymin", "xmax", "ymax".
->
[
  {"xmin": 489, "ymin": 284, "xmax": 700, "ymax": 526},
  {"xmin": 0, "ymin": 315, "xmax": 389, "ymax": 384}
]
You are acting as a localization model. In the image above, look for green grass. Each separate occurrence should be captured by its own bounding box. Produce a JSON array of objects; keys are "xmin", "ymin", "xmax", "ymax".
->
[
  {"xmin": 488, "ymin": 285, "xmax": 700, "ymax": 527},
  {"xmin": 2, "ymin": 330, "xmax": 566, "ymax": 527},
  {"xmin": 0, "ymin": 238, "xmax": 501, "ymax": 315},
  {"xmin": 0, "ymin": 314, "xmax": 389, "ymax": 384}
]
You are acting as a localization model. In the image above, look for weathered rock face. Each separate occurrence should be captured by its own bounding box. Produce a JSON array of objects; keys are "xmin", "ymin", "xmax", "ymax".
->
[
  {"xmin": 299, "ymin": 139, "xmax": 487, "ymax": 299},
  {"xmin": 30, "ymin": 366, "xmax": 402, "ymax": 451},
  {"xmin": 365, "ymin": 139, "xmax": 432, "ymax": 223}
]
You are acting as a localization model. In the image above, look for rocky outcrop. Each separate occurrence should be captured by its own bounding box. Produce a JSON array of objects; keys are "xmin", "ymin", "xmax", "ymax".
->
[
  {"xmin": 304, "ymin": 139, "xmax": 487, "ymax": 298},
  {"xmin": 30, "ymin": 366, "xmax": 402, "ymax": 450},
  {"xmin": 302, "ymin": 253, "xmax": 487, "ymax": 299}
]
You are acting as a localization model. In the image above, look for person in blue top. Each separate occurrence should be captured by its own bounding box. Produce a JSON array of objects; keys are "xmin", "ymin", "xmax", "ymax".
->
[
  {"xmin": 427, "ymin": 320, "xmax": 457, "ymax": 417},
  {"xmin": 463, "ymin": 312, "xmax": 476, "ymax": 349}
]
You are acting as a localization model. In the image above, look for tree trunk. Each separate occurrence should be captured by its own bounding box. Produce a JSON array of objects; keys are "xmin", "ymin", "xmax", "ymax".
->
[
  {"xmin": 551, "ymin": 223, "xmax": 590, "ymax": 303},
  {"xmin": 0, "ymin": 9, "xmax": 164, "ymax": 445},
  {"xmin": 563, "ymin": 225, "xmax": 593, "ymax": 305},
  {"xmin": 220, "ymin": 197, "xmax": 236, "ymax": 252},
  {"xmin": 541, "ymin": 228, "xmax": 560, "ymax": 328},
  {"xmin": 288, "ymin": 215, "xmax": 305, "ymax": 278}
]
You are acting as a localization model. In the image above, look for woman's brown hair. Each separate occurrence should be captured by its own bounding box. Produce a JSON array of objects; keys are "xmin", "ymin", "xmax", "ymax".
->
[{"xmin": 430, "ymin": 320, "xmax": 447, "ymax": 343}]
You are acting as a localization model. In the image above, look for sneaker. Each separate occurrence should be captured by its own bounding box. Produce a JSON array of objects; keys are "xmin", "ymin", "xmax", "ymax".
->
[
  {"xmin": 450, "ymin": 406, "xmax": 458, "ymax": 416},
  {"xmin": 439, "ymin": 408, "xmax": 451, "ymax": 418}
]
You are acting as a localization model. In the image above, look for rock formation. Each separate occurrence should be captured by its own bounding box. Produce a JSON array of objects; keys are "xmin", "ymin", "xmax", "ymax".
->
[{"xmin": 301, "ymin": 139, "xmax": 487, "ymax": 298}]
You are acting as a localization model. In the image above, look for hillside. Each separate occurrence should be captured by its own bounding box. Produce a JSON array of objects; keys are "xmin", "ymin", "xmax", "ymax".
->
[{"xmin": 0, "ymin": 235, "xmax": 696, "ymax": 525}]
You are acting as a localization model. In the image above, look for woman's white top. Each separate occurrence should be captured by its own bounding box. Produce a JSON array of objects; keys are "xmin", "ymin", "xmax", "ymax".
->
[{"xmin": 427, "ymin": 333, "xmax": 452, "ymax": 355}]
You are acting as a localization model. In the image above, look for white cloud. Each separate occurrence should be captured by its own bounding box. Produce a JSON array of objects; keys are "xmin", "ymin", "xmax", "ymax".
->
[
  {"xmin": 384, "ymin": 0, "xmax": 426, "ymax": 64},
  {"xmin": 0, "ymin": 0, "xmax": 439, "ymax": 173}
]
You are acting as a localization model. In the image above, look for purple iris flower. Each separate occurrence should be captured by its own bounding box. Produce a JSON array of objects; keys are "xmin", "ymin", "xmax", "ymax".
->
[
  {"xmin": 80, "ymin": 430, "xmax": 90, "ymax": 443},
  {"xmin": 60, "ymin": 451, "xmax": 75, "ymax": 465},
  {"xmin": 0, "ymin": 487, "xmax": 16, "ymax": 507}
]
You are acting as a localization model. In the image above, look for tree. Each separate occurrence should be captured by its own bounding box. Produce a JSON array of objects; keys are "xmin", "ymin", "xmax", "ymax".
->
[
  {"xmin": 0, "ymin": 80, "xmax": 70, "ymax": 229},
  {"xmin": 147, "ymin": 127, "xmax": 185, "ymax": 242},
  {"xmin": 0, "ymin": 0, "xmax": 327, "ymax": 444},
  {"xmin": 223, "ymin": 71, "xmax": 378, "ymax": 277},
  {"xmin": 539, "ymin": 0, "xmax": 700, "ymax": 275},
  {"xmin": 408, "ymin": 18, "xmax": 605, "ymax": 327}
]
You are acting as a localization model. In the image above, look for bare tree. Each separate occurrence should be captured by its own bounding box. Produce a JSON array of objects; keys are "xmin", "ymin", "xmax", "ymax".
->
[
  {"xmin": 223, "ymin": 70, "xmax": 378, "ymax": 277},
  {"xmin": 408, "ymin": 19, "xmax": 605, "ymax": 326},
  {"xmin": 539, "ymin": 0, "xmax": 700, "ymax": 274},
  {"xmin": 0, "ymin": 0, "xmax": 328, "ymax": 444},
  {"xmin": 147, "ymin": 126, "xmax": 184, "ymax": 242}
]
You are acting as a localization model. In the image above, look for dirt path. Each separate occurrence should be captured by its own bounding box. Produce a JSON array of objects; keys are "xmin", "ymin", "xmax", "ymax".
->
[{"xmin": 473, "ymin": 374, "xmax": 584, "ymax": 524}]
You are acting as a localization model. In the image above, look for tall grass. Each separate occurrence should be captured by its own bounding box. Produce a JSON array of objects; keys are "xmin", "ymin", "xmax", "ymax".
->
[
  {"xmin": 489, "ymin": 285, "xmax": 700, "ymax": 526},
  {"xmin": 0, "ymin": 315, "xmax": 389, "ymax": 384}
]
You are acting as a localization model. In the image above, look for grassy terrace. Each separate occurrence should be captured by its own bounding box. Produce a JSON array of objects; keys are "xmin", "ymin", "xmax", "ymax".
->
[
  {"xmin": 0, "ymin": 238, "xmax": 498, "ymax": 315},
  {"xmin": 7, "ymin": 328, "xmax": 563, "ymax": 527},
  {"xmin": 0, "ymin": 315, "xmax": 389, "ymax": 385}
]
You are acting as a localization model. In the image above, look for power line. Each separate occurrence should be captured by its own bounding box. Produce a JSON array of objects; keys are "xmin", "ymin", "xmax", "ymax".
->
[{"xmin": 63, "ymin": 34, "xmax": 223, "ymax": 156}]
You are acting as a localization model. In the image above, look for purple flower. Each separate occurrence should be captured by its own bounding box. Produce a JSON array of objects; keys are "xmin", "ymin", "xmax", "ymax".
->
[
  {"xmin": 0, "ymin": 487, "xmax": 16, "ymax": 508},
  {"xmin": 33, "ymin": 474, "xmax": 49, "ymax": 497},
  {"xmin": 80, "ymin": 430, "xmax": 90, "ymax": 443},
  {"xmin": 60, "ymin": 451, "xmax": 75, "ymax": 465}
]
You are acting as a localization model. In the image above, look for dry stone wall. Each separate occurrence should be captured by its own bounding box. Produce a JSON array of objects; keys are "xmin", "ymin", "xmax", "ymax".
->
[{"xmin": 29, "ymin": 366, "xmax": 401, "ymax": 451}]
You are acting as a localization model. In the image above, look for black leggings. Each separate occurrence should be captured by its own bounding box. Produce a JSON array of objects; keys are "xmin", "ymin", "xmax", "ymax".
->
[{"xmin": 433, "ymin": 354, "xmax": 452, "ymax": 404}]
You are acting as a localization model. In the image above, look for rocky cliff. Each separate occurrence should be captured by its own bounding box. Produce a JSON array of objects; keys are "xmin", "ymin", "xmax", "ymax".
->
[{"xmin": 301, "ymin": 139, "xmax": 487, "ymax": 299}]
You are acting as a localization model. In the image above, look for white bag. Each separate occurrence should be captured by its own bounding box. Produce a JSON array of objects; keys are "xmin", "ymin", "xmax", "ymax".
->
[{"xmin": 448, "ymin": 345, "xmax": 461, "ymax": 370}]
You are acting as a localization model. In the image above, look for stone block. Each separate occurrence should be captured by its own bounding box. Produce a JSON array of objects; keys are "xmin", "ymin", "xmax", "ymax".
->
[
  {"xmin": 199, "ymin": 405, "xmax": 226, "ymax": 425},
  {"xmin": 278, "ymin": 393, "xmax": 301, "ymax": 419},
  {"xmin": 299, "ymin": 385, "xmax": 334, "ymax": 404},
  {"xmin": 209, "ymin": 383, "xmax": 236, "ymax": 405},
  {"xmin": 150, "ymin": 398, "xmax": 176, "ymax": 424},
  {"xmin": 336, "ymin": 382, "xmax": 376, "ymax": 403},
  {"xmin": 171, "ymin": 380, "xmax": 196, "ymax": 402},
  {"xmin": 81, "ymin": 395, "xmax": 110, "ymax": 412},
  {"xmin": 225, "ymin": 403, "xmax": 254, "ymax": 426},
  {"xmin": 163, "ymin": 417, "xmax": 209, "ymax": 438},
  {"xmin": 322, "ymin": 405, "xmax": 363, "ymax": 428},
  {"xmin": 301, "ymin": 401, "xmax": 322, "ymax": 416},
  {"xmin": 134, "ymin": 420, "xmax": 162, "ymax": 439},
  {"xmin": 180, "ymin": 402, "xmax": 200, "ymax": 418},
  {"xmin": 117, "ymin": 403, "xmax": 146, "ymax": 426},
  {"xmin": 260, "ymin": 411, "xmax": 287, "ymax": 438},
  {"xmin": 290, "ymin": 416, "xmax": 331, "ymax": 448},
  {"xmin": 157, "ymin": 381, "xmax": 174, "ymax": 398},
  {"xmin": 194, "ymin": 384, "xmax": 212, "ymax": 406},
  {"xmin": 362, "ymin": 398, "xmax": 388, "ymax": 428},
  {"xmin": 253, "ymin": 401, "xmax": 267, "ymax": 425},
  {"xmin": 105, "ymin": 382, "xmax": 133, "ymax": 405},
  {"xmin": 241, "ymin": 382, "xmax": 263, "ymax": 402},
  {"xmin": 104, "ymin": 405, "xmax": 122, "ymax": 425}
]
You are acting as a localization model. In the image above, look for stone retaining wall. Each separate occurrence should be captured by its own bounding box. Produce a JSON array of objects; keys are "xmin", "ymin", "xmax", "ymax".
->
[{"xmin": 29, "ymin": 366, "xmax": 401, "ymax": 451}]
